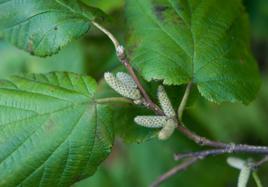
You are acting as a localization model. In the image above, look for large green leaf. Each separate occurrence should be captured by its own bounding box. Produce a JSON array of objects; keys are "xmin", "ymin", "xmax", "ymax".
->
[
  {"xmin": 0, "ymin": 72, "xmax": 114, "ymax": 186},
  {"xmin": 126, "ymin": 0, "xmax": 261, "ymax": 104},
  {"xmin": 0, "ymin": 0, "xmax": 105, "ymax": 56}
]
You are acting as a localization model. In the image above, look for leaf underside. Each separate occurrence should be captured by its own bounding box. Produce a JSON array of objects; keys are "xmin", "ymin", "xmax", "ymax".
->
[
  {"xmin": 126, "ymin": 0, "xmax": 261, "ymax": 104},
  {"xmin": 0, "ymin": 72, "xmax": 113, "ymax": 187},
  {"xmin": 0, "ymin": 0, "xmax": 105, "ymax": 56}
]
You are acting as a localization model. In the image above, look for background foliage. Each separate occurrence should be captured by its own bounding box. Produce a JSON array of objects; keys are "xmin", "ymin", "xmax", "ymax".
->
[{"xmin": 0, "ymin": 0, "xmax": 267, "ymax": 186}]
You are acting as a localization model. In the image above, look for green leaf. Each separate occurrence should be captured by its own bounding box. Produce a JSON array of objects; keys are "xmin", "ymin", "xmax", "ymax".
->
[
  {"xmin": 126, "ymin": 0, "xmax": 261, "ymax": 104},
  {"xmin": 0, "ymin": 0, "xmax": 105, "ymax": 56},
  {"xmin": 0, "ymin": 72, "xmax": 114, "ymax": 186}
]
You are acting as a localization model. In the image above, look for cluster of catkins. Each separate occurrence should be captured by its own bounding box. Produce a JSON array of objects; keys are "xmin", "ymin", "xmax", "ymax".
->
[{"xmin": 104, "ymin": 72, "xmax": 177, "ymax": 140}]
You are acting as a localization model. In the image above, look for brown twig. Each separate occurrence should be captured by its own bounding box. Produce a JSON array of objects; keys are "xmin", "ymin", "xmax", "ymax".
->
[
  {"xmin": 92, "ymin": 21, "xmax": 163, "ymax": 115},
  {"xmin": 174, "ymin": 149, "xmax": 229, "ymax": 161},
  {"xmin": 116, "ymin": 46, "xmax": 164, "ymax": 115},
  {"xmin": 92, "ymin": 21, "xmax": 268, "ymax": 186},
  {"xmin": 176, "ymin": 124, "xmax": 227, "ymax": 148},
  {"xmin": 253, "ymin": 155, "xmax": 268, "ymax": 169},
  {"xmin": 176, "ymin": 124, "xmax": 268, "ymax": 154},
  {"xmin": 175, "ymin": 148, "xmax": 268, "ymax": 161},
  {"xmin": 149, "ymin": 158, "xmax": 199, "ymax": 187}
]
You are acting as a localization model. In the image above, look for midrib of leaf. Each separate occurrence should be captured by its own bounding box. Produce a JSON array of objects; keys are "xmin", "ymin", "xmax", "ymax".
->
[
  {"xmin": 134, "ymin": 0, "xmax": 195, "ymax": 82},
  {"xmin": 78, "ymin": 104, "xmax": 98, "ymax": 179},
  {"xmin": 193, "ymin": 14, "xmax": 241, "ymax": 77},
  {"xmin": 2, "ymin": 9, "xmax": 79, "ymax": 30},
  {"xmin": 169, "ymin": 0, "xmax": 242, "ymax": 84},
  {"xmin": 136, "ymin": 0, "xmax": 192, "ymax": 58},
  {"xmin": 167, "ymin": 0, "xmax": 196, "ymax": 79},
  {"xmin": 33, "ymin": 17, "xmax": 85, "ymax": 52},
  {"xmin": 4, "ymin": 11, "xmax": 51, "ymax": 30},
  {"xmin": 55, "ymin": 0, "xmax": 89, "ymax": 19},
  {"xmin": 0, "ymin": 72, "xmax": 113, "ymax": 186}
]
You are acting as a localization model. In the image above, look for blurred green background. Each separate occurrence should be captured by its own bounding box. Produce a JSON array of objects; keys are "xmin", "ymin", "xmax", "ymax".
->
[{"xmin": 0, "ymin": 0, "xmax": 267, "ymax": 186}]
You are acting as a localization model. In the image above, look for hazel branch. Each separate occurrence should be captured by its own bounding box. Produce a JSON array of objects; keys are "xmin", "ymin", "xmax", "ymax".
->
[
  {"xmin": 92, "ymin": 21, "xmax": 268, "ymax": 186},
  {"xmin": 92, "ymin": 21, "xmax": 163, "ymax": 115}
]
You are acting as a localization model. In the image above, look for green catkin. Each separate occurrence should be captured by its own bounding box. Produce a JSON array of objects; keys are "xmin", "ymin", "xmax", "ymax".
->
[
  {"xmin": 157, "ymin": 86, "xmax": 175, "ymax": 117},
  {"xmin": 238, "ymin": 164, "xmax": 251, "ymax": 187},
  {"xmin": 158, "ymin": 119, "xmax": 177, "ymax": 140},
  {"xmin": 116, "ymin": 72, "xmax": 137, "ymax": 88},
  {"xmin": 104, "ymin": 72, "xmax": 141, "ymax": 100},
  {"xmin": 227, "ymin": 157, "xmax": 245, "ymax": 170},
  {"xmin": 134, "ymin": 116, "xmax": 167, "ymax": 128}
]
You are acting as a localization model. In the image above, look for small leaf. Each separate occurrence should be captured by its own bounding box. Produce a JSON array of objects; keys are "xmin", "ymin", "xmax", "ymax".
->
[
  {"xmin": 0, "ymin": 0, "xmax": 105, "ymax": 56},
  {"xmin": 126, "ymin": 0, "xmax": 260, "ymax": 104},
  {"xmin": 0, "ymin": 72, "xmax": 114, "ymax": 186}
]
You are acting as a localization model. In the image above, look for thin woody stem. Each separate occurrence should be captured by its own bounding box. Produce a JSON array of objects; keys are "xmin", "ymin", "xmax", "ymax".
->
[
  {"xmin": 92, "ymin": 21, "xmax": 164, "ymax": 115},
  {"xmin": 176, "ymin": 124, "xmax": 268, "ymax": 154},
  {"xmin": 176, "ymin": 124, "xmax": 227, "ymax": 148},
  {"xmin": 174, "ymin": 148, "xmax": 268, "ymax": 161},
  {"xmin": 253, "ymin": 155, "xmax": 268, "ymax": 169},
  {"xmin": 150, "ymin": 158, "xmax": 198, "ymax": 187}
]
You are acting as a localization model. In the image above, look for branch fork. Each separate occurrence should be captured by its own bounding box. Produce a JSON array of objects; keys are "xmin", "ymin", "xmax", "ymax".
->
[{"xmin": 92, "ymin": 21, "xmax": 268, "ymax": 187}]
